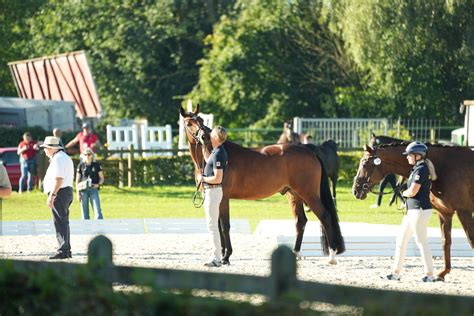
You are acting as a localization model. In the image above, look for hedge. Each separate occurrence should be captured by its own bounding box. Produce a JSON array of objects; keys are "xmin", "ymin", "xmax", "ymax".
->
[
  {"xmin": 0, "ymin": 260, "xmax": 320, "ymax": 315},
  {"xmin": 95, "ymin": 151, "xmax": 361, "ymax": 187}
]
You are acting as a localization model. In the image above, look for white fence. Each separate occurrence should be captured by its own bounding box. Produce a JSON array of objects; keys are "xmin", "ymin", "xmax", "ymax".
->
[
  {"xmin": 294, "ymin": 118, "xmax": 389, "ymax": 149},
  {"xmin": 106, "ymin": 123, "xmax": 173, "ymax": 157},
  {"xmin": 140, "ymin": 124, "xmax": 172, "ymax": 157},
  {"xmin": 293, "ymin": 117, "xmax": 442, "ymax": 149}
]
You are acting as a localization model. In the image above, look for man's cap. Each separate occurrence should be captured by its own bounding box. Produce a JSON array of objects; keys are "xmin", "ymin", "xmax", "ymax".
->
[{"xmin": 40, "ymin": 136, "xmax": 63, "ymax": 149}]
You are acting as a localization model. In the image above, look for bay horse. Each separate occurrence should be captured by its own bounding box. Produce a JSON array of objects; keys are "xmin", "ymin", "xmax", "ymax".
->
[
  {"xmin": 278, "ymin": 121, "xmax": 340, "ymax": 202},
  {"xmin": 180, "ymin": 105, "xmax": 345, "ymax": 264},
  {"xmin": 352, "ymin": 142, "xmax": 474, "ymax": 280}
]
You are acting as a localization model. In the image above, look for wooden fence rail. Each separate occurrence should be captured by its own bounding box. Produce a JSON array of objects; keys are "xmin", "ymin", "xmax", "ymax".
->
[{"xmin": 5, "ymin": 235, "xmax": 474, "ymax": 315}]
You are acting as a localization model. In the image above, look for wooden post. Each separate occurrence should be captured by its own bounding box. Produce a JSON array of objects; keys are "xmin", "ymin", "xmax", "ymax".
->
[
  {"xmin": 128, "ymin": 144, "xmax": 135, "ymax": 188},
  {"xmin": 118, "ymin": 148, "xmax": 124, "ymax": 188},
  {"xmin": 87, "ymin": 235, "xmax": 113, "ymax": 286},
  {"xmin": 430, "ymin": 128, "xmax": 436, "ymax": 143},
  {"xmin": 269, "ymin": 245, "xmax": 296, "ymax": 304}
]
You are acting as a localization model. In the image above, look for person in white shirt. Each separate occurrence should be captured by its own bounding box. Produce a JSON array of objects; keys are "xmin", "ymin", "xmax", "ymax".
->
[{"xmin": 41, "ymin": 136, "xmax": 74, "ymax": 259}]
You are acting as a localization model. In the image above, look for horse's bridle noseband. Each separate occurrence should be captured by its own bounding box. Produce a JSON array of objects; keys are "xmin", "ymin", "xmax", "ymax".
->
[
  {"xmin": 355, "ymin": 153, "xmax": 400, "ymax": 196},
  {"xmin": 183, "ymin": 115, "xmax": 209, "ymax": 145}
]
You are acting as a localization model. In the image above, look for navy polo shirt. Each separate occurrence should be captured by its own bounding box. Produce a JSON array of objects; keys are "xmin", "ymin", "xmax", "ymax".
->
[
  {"xmin": 203, "ymin": 145, "xmax": 227, "ymax": 180},
  {"xmin": 406, "ymin": 160, "xmax": 432, "ymax": 210}
]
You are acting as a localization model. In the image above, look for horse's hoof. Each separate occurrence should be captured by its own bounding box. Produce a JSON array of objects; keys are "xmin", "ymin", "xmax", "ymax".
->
[
  {"xmin": 328, "ymin": 259, "xmax": 337, "ymax": 265},
  {"xmin": 435, "ymin": 276, "xmax": 445, "ymax": 282},
  {"xmin": 221, "ymin": 259, "xmax": 230, "ymax": 265},
  {"xmin": 293, "ymin": 251, "xmax": 302, "ymax": 260}
]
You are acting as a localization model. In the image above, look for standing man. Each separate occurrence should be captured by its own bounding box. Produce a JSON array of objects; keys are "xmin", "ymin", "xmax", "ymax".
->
[
  {"xmin": 65, "ymin": 123, "xmax": 101, "ymax": 153},
  {"xmin": 0, "ymin": 162, "xmax": 12, "ymax": 213},
  {"xmin": 17, "ymin": 132, "xmax": 39, "ymax": 193},
  {"xmin": 197, "ymin": 126, "xmax": 228, "ymax": 268},
  {"xmin": 0, "ymin": 162, "xmax": 12, "ymax": 197},
  {"xmin": 41, "ymin": 136, "xmax": 74, "ymax": 260}
]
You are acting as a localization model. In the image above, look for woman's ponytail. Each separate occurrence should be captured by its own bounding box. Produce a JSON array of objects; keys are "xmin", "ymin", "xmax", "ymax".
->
[{"xmin": 425, "ymin": 158, "xmax": 437, "ymax": 181}]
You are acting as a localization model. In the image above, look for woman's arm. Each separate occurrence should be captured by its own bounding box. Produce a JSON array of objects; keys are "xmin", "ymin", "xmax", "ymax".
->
[{"xmin": 402, "ymin": 183, "xmax": 421, "ymax": 198}]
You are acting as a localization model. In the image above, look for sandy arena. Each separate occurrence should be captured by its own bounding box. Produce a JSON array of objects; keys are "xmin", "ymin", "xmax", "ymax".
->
[{"xmin": 1, "ymin": 233, "xmax": 473, "ymax": 297}]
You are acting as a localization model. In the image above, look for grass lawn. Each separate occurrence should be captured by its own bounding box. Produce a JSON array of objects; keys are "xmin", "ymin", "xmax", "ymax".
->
[{"xmin": 1, "ymin": 181, "xmax": 461, "ymax": 231}]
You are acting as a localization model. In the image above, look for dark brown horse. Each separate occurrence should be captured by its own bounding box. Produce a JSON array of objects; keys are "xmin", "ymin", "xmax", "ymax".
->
[
  {"xmin": 278, "ymin": 120, "xmax": 340, "ymax": 202},
  {"xmin": 352, "ymin": 142, "xmax": 474, "ymax": 280},
  {"xmin": 180, "ymin": 106, "xmax": 345, "ymax": 264}
]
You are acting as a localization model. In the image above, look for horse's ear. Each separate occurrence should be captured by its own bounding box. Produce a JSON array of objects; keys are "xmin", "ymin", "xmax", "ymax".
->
[
  {"xmin": 371, "ymin": 132, "xmax": 376, "ymax": 138},
  {"xmin": 179, "ymin": 106, "xmax": 186, "ymax": 118},
  {"xmin": 364, "ymin": 144, "xmax": 374, "ymax": 154},
  {"xmin": 193, "ymin": 103, "xmax": 200, "ymax": 115}
]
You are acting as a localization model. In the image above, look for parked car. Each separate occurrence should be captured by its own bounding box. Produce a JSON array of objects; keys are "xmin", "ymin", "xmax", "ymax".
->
[{"xmin": 0, "ymin": 147, "xmax": 38, "ymax": 191}]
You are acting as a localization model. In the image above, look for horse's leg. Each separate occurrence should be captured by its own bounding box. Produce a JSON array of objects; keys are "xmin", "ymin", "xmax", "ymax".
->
[
  {"xmin": 219, "ymin": 198, "xmax": 233, "ymax": 265},
  {"xmin": 437, "ymin": 211, "xmax": 453, "ymax": 281},
  {"xmin": 286, "ymin": 192, "xmax": 307, "ymax": 259},
  {"xmin": 456, "ymin": 210, "xmax": 474, "ymax": 248}
]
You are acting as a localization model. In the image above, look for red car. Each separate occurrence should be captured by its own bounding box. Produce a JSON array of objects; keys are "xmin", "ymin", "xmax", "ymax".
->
[{"xmin": 0, "ymin": 147, "xmax": 21, "ymax": 189}]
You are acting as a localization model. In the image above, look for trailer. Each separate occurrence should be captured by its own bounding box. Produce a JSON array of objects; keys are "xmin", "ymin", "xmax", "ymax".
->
[{"xmin": 0, "ymin": 97, "xmax": 77, "ymax": 131}]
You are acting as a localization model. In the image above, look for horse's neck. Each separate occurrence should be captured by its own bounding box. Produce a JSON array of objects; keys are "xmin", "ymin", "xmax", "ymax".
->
[
  {"xmin": 379, "ymin": 147, "xmax": 411, "ymax": 177},
  {"xmin": 188, "ymin": 142, "xmax": 205, "ymax": 169}
]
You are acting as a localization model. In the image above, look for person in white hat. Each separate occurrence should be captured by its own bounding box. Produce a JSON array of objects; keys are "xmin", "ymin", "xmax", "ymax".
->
[{"xmin": 41, "ymin": 136, "xmax": 74, "ymax": 259}]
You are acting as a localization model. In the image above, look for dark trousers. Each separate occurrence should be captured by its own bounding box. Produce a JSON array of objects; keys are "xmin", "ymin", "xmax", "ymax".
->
[
  {"xmin": 377, "ymin": 174, "xmax": 403, "ymax": 206},
  {"xmin": 51, "ymin": 187, "xmax": 73, "ymax": 254}
]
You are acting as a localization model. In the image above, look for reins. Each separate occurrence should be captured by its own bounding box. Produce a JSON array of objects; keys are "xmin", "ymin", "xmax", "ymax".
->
[{"xmin": 184, "ymin": 118, "xmax": 208, "ymax": 208}]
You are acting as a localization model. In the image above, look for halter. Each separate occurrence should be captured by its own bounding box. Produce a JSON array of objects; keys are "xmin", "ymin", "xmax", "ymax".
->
[
  {"xmin": 183, "ymin": 115, "xmax": 210, "ymax": 208},
  {"xmin": 355, "ymin": 154, "xmax": 401, "ymax": 196}
]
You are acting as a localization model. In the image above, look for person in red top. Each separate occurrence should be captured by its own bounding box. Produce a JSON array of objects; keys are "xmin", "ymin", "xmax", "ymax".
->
[
  {"xmin": 17, "ymin": 132, "xmax": 39, "ymax": 193},
  {"xmin": 65, "ymin": 123, "xmax": 101, "ymax": 153}
]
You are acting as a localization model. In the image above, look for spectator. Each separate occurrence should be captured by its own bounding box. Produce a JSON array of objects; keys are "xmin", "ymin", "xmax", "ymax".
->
[
  {"xmin": 17, "ymin": 132, "xmax": 39, "ymax": 193},
  {"xmin": 53, "ymin": 128, "xmax": 64, "ymax": 147},
  {"xmin": 76, "ymin": 148, "xmax": 104, "ymax": 220},
  {"xmin": 41, "ymin": 136, "xmax": 74, "ymax": 260},
  {"xmin": 0, "ymin": 162, "xmax": 12, "ymax": 197},
  {"xmin": 65, "ymin": 123, "xmax": 101, "ymax": 153}
]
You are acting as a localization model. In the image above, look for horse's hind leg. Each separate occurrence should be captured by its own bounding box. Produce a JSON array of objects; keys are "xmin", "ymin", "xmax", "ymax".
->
[
  {"xmin": 456, "ymin": 210, "xmax": 474, "ymax": 248},
  {"xmin": 219, "ymin": 198, "xmax": 233, "ymax": 265},
  {"xmin": 286, "ymin": 192, "xmax": 307, "ymax": 259},
  {"xmin": 437, "ymin": 211, "xmax": 453, "ymax": 281}
]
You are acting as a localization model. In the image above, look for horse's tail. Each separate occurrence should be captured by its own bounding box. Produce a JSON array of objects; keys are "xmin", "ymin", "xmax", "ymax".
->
[
  {"xmin": 317, "ymin": 155, "xmax": 345, "ymax": 255},
  {"xmin": 322, "ymin": 139, "xmax": 338, "ymax": 152}
]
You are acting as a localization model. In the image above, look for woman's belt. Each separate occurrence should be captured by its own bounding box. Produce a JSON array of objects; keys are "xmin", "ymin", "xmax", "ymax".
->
[{"xmin": 203, "ymin": 183, "xmax": 222, "ymax": 189}]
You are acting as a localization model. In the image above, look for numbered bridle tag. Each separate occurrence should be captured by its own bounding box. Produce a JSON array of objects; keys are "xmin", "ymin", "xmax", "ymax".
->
[{"xmin": 373, "ymin": 158, "xmax": 382, "ymax": 166}]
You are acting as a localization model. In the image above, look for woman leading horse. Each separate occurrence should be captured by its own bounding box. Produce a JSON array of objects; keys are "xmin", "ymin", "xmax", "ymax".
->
[
  {"xmin": 180, "ymin": 105, "xmax": 345, "ymax": 264},
  {"xmin": 352, "ymin": 142, "xmax": 474, "ymax": 281}
]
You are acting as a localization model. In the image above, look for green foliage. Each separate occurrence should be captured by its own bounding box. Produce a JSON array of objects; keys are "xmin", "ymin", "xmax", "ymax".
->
[
  {"xmin": 0, "ymin": 126, "xmax": 77, "ymax": 147},
  {"xmin": 188, "ymin": 0, "xmax": 355, "ymax": 127},
  {"xmin": 332, "ymin": 1, "xmax": 474, "ymax": 124},
  {"xmin": 0, "ymin": 260, "xmax": 320, "ymax": 315},
  {"xmin": 17, "ymin": 0, "xmax": 235, "ymax": 125}
]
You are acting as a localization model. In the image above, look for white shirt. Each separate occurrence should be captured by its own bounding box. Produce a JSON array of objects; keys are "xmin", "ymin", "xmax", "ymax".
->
[{"xmin": 43, "ymin": 151, "xmax": 74, "ymax": 193}]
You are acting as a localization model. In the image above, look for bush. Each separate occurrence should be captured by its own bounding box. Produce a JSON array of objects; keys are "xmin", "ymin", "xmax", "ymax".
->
[{"xmin": 0, "ymin": 260, "xmax": 320, "ymax": 315}]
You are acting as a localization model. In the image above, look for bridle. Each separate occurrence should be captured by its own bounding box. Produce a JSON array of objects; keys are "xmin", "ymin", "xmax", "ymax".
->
[
  {"xmin": 183, "ymin": 115, "xmax": 211, "ymax": 207},
  {"xmin": 355, "ymin": 153, "xmax": 401, "ymax": 196}
]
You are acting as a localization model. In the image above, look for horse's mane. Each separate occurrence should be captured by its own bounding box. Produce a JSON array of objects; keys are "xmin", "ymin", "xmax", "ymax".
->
[{"xmin": 377, "ymin": 141, "xmax": 470, "ymax": 151}]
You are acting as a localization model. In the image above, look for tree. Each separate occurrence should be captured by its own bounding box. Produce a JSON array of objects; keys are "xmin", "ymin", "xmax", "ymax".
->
[
  {"xmin": 332, "ymin": 0, "xmax": 474, "ymax": 124},
  {"xmin": 188, "ymin": 0, "xmax": 355, "ymax": 128},
  {"xmin": 18, "ymin": 0, "xmax": 234, "ymax": 125}
]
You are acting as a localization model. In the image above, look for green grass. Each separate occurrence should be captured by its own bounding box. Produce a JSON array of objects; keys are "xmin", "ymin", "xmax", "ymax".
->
[{"xmin": 1, "ymin": 182, "xmax": 462, "ymax": 231}]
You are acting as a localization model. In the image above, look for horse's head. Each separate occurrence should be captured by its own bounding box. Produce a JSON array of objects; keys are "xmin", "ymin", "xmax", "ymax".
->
[
  {"xmin": 352, "ymin": 144, "xmax": 387, "ymax": 200},
  {"xmin": 179, "ymin": 104, "xmax": 212, "ymax": 147}
]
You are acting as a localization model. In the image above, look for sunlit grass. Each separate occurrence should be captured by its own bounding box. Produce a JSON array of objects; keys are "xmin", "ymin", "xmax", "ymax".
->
[{"xmin": 1, "ymin": 182, "xmax": 461, "ymax": 231}]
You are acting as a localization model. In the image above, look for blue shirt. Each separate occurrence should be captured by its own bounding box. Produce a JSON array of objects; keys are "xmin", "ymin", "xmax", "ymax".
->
[
  {"xmin": 203, "ymin": 145, "xmax": 227, "ymax": 180},
  {"xmin": 406, "ymin": 160, "xmax": 432, "ymax": 210}
]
